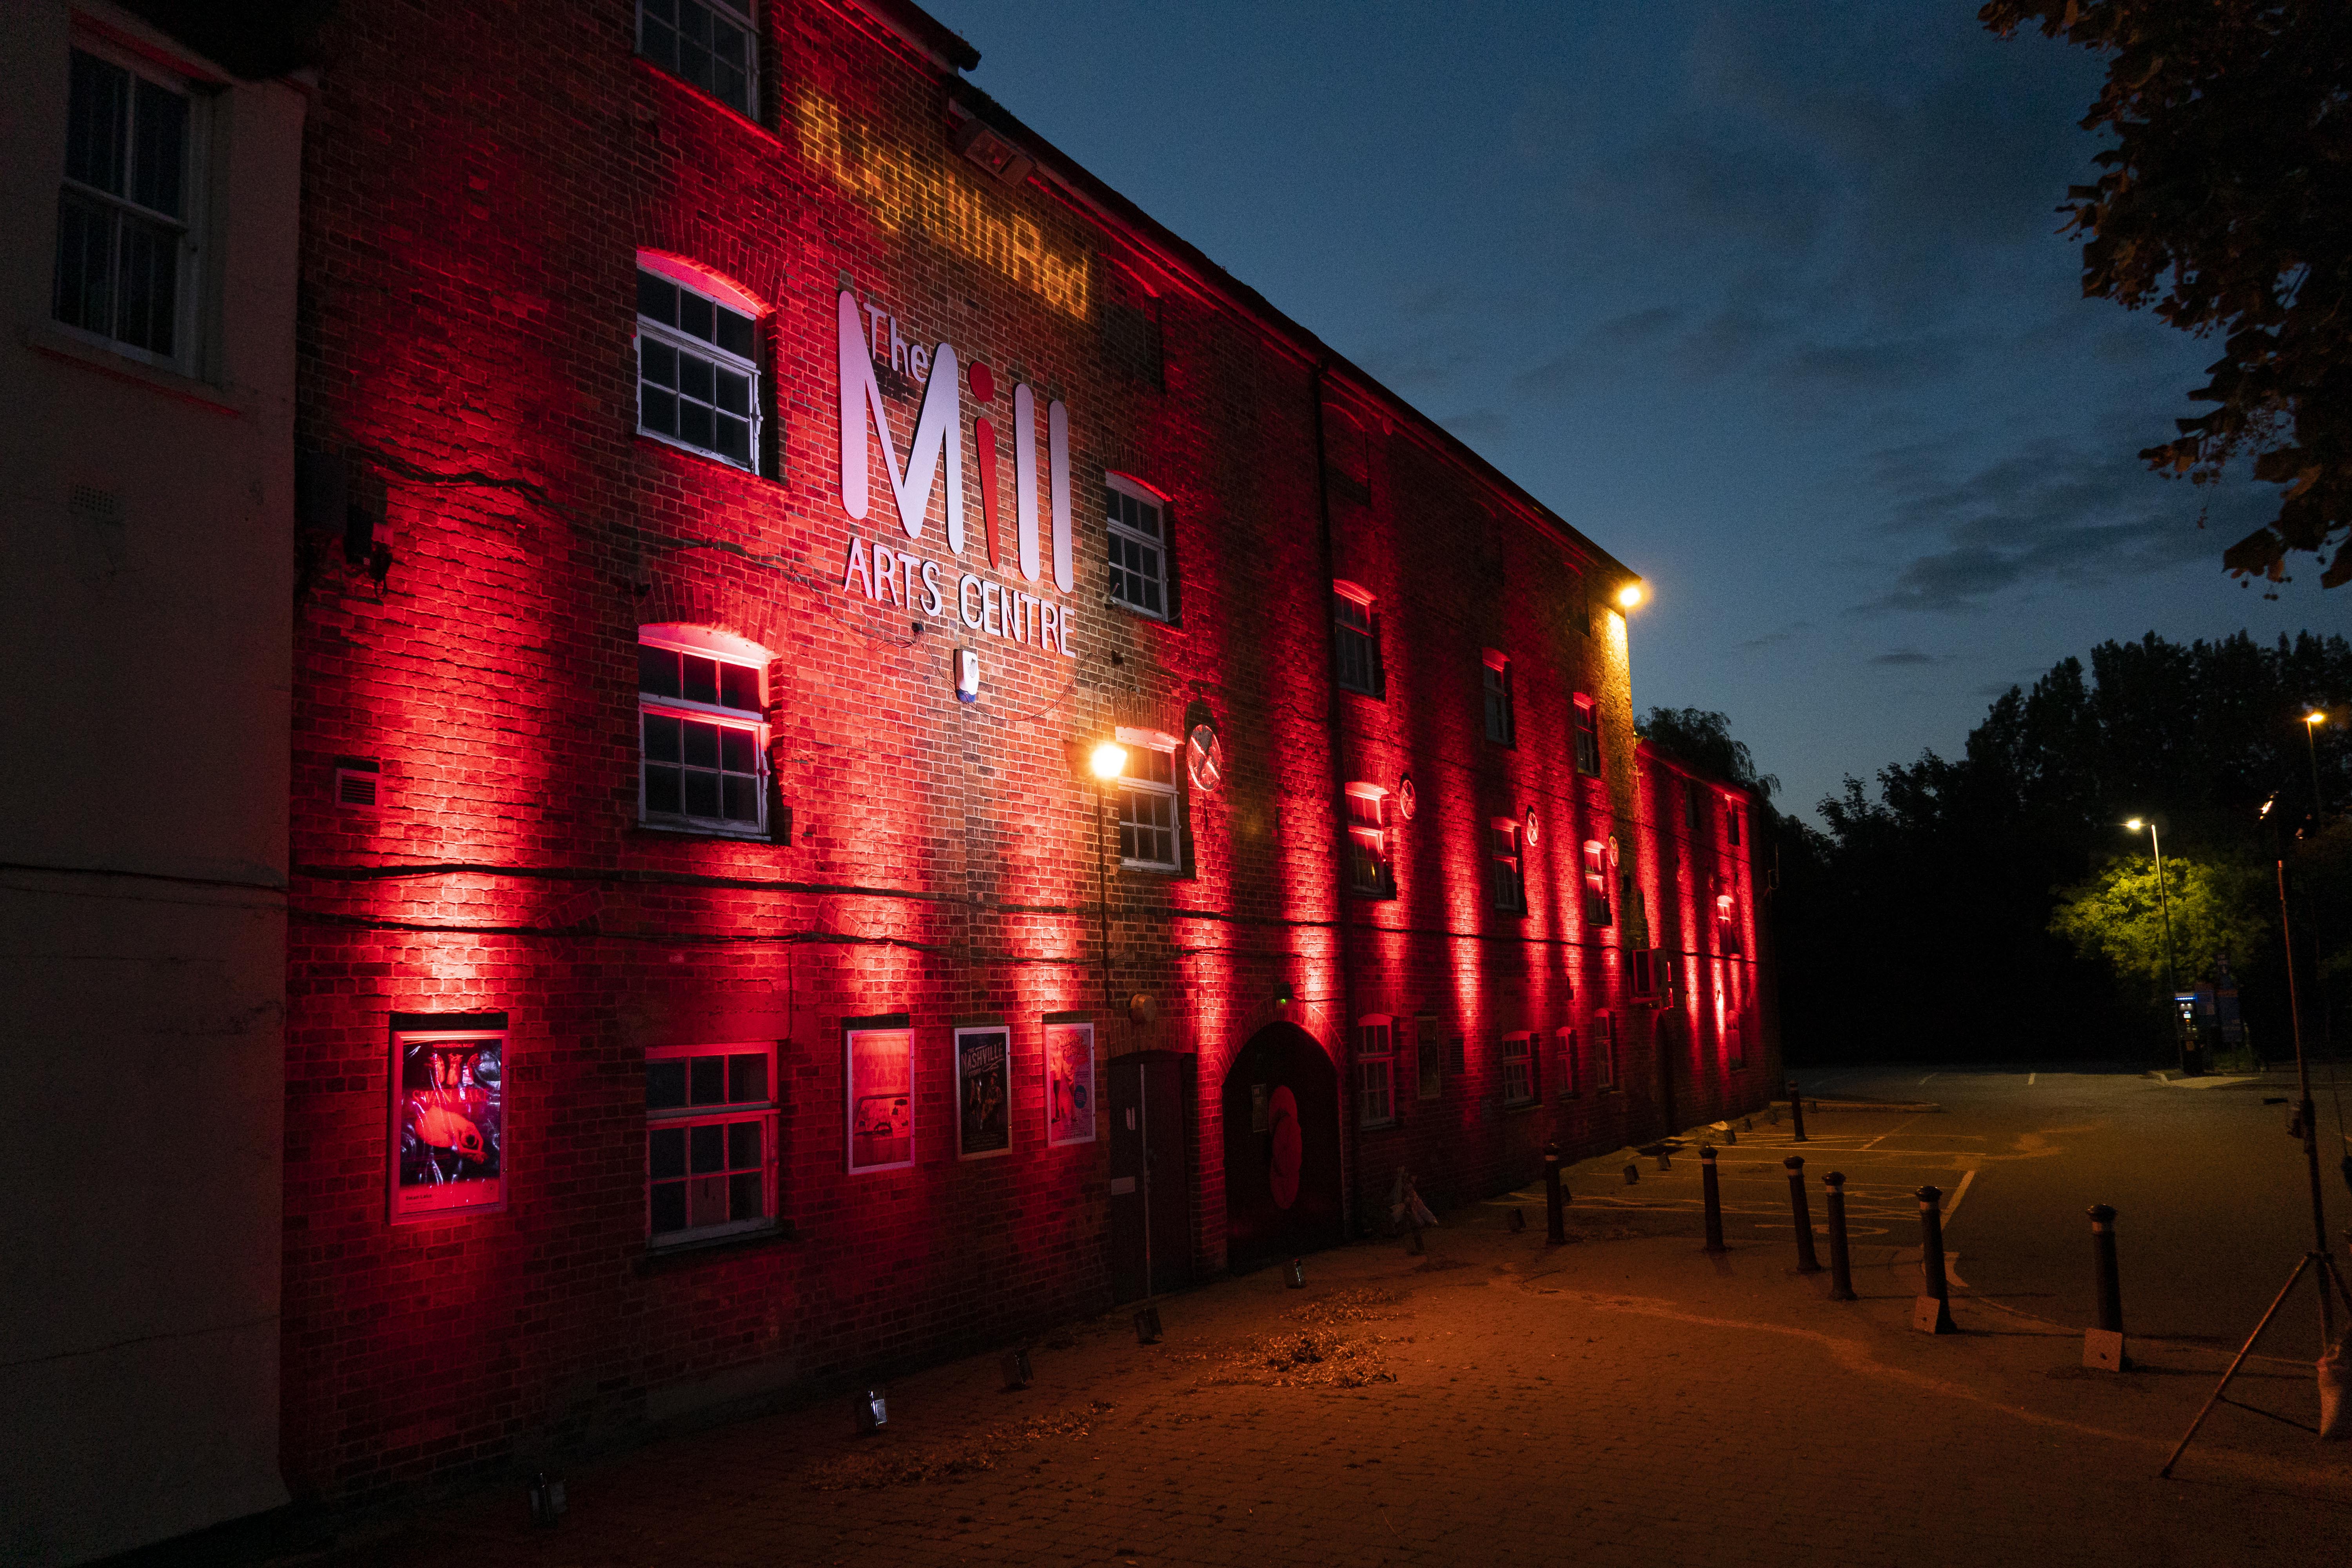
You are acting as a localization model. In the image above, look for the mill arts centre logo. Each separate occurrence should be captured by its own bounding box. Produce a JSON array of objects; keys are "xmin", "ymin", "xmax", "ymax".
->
[{"xmin": 837, "ymin": 289, "xmax": 1075, "ymax": 657}]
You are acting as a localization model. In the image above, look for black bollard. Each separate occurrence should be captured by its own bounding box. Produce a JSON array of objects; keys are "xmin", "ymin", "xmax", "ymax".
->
[
  {"xmin": 1823, "ymin": 1171, "xmax": 1857, "ymax": 1301},
  {"xmin": 1623, "ymin": 1161, "xmax": 1640, "ymax": 1185},
  {"xmin": 2083, "ymin": 1204, "xmax": 2127, "ymax": 1371},
  {"xmin": 1914, "ymin": 1185, "xmax": 1957, "ymax": 1334},
  {"xmin": 1787, "ymin": 1079, "xmax": 1809, "ymax": 1143},
  {"xmin": 1784, "ymin": 1156, "xmax": 1823, "ymax": 1273},
  {"xmin": 1700, "ymin": 1144, "xmax": 1726, "ymax": 1254},
  {"xmin": 1543, "ymin": 1142, "xmax": 1567, "ymax": 1245}
]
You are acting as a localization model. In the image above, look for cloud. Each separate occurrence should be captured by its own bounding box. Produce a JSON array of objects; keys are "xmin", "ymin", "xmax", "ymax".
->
[
  {"xmin": 1779, "ymin": 334, "xmax": 1967, "ymax": 393},
  {"xmin": 1869, "ymin": 648, "xmax": 1950, "ymax": 666},
  {"xmin": 1849, "ymin": 436, "xmax": 2260, "ymax": 615},
  {"xmin": 1738, "ymin": 620, "xmax": 1814, "ymax": 651}
]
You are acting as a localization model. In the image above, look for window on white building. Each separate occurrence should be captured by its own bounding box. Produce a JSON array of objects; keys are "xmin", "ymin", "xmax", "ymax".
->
[
  {"xmin": 639, "ymin": 627, "xmax": 769, "ymax": 836},
  {"xmin": 1106, "ymin": 475, "xmax": 1169, "ymax": 617},
  {"xmin": 54, "ymin": 46, "xmax": 196, "ymax": 365},
  {"xmin": 637, "ymin": 262, "xmax": 759, "ymax": 471},
  {"xmin": 1356, "ymin": 1016, "xmax": 1395, "ymax": 1127},
  {"xmin": 638, "ymin": 0, "xmax": 757, "ymax": 118},
  {"xmin": 646, "ymin": 1041, "xmax": 778, "ymax": 1245},
  {"xmin": 1116, "ymin": 737, "xmax": 1183, "ymax": 872}
]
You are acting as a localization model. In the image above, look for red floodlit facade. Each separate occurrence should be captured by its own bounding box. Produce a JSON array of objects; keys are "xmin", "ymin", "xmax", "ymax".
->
[{"xmin": 283, "ymin": 0, "xmax": 1776, "ymax": 1504}]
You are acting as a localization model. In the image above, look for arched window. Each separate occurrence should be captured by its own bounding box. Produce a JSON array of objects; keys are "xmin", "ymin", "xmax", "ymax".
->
[
  {"xmin": 637, "ymin": 624, "xmax": 770, "ymax": 837},
  {"xmin": 635, "ymin": 253, "xmax": 762, "ymax": 473}
]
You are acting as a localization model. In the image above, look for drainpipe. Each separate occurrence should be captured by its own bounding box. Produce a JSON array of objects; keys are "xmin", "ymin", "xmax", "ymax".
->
[{"xmin": 1309, "ymin": 358, "xmax": 1358, "ymax": 1238}]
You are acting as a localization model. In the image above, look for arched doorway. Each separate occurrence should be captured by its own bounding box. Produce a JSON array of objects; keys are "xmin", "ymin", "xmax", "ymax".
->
[{"xmin": 1220, "ymin": 1021, "xmax": 1343, "ymax": 1270}]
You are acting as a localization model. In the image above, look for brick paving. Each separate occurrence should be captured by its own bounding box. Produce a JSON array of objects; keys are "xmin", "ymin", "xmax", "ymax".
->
[{"xmin": 302, "ymin": 1116, "xmax": 2352, "ymax": 1568}]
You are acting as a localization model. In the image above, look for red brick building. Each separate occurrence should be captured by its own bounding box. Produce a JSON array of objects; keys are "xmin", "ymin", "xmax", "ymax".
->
[{"xmin": 284, "ymin": 0, "xmax": 1775, "ymax": 1507}]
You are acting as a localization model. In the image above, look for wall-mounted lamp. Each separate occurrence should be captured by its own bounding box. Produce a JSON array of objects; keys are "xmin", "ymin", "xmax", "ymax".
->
[
  {"xmin": 1617, "ymin": 583, "xmax": 1646, "ymax": 611},
  {"xmin": 1089, "ymin": 740, "xmax": 1128, "ymax": 781}
]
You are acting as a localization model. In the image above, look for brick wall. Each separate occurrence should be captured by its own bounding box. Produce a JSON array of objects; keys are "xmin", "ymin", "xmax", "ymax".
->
[{"xmin": 283, "ymin": 0, "xmax": 1773, "ymax": 1506}]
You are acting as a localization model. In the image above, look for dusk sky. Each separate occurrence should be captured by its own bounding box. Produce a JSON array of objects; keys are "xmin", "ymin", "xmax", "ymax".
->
[{"xmin": 923, "ymin": 0, "xmax": 2343, "ymax": 822}]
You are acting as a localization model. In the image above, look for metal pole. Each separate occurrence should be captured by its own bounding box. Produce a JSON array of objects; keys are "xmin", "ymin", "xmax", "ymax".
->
[
  {"xmin": 2089, "ymin": 1205, "xmax": 2123, "ymax": 1333},
  {"xmin": 1785, "ymin": 1155, "xmax": 1822, "ymax": 1273},
  {"xmin": 1787, "ymin": 1078, "xmax": 1808, "ymax": 1143},
  {"xmin": 2309, "ymin": 716, "xmax": 2328, "ymax": 820},
  {"xmin": 1096, "ymin": 777, "xmax": 1115, "ymax": 1013},
  {"xmin": 1916, "ymin": 1184, "xmax": 1957, "ymax": 1334},
  {"xmin": 2278, "ymin": 859, "xmax": 2337, "ymax": 1346},
  {"xmin": 2147, "ymin": 822, "xmax": 2185, "ymax": 1073},
  {"xmin": 1824, "ymin": 1171, "xmax": 1857, "ymax": 1300},
  {"xmin": 1700, "ymin": 1143, "xmax": 1725, "ymax": 1254},
  {"xmin": 1543, "ymin": 1142, "xmax": 1566, "ymax": 1246}
]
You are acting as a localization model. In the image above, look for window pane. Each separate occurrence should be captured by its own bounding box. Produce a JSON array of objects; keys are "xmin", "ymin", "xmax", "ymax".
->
[
  {"xmin": 645, "ymin": 765, "xmax": 682, "ymax": 814},
  {"xmin": 726, "ymin": 1119, "xmax": 761, "ymax": 1169},
  {"xmin": 719, "ymin": 662, "xmax": 759, "ymax": 711},
  {"xmin": 642, "ymin": 338, "xmax": 678, "ymax": 392},
  {"xmin": 639, "ymin": 0, "xmax": 679, "ymax": 74},
  {"xmin": 727, "ymin": 1053, "xmax": 767, "ymax": 1104},
  {"xmin": 680, "ymin": 400, "xmax": 714, "ymax": 451},
  {"xmin": 650, "ymin": 1181, "xmax": 687, "ymax": 1234},
  {"xmin": 681, "ymin": 654, "xmax": 719, "ymax": 705},
  {"xmin": 689, "ymin": 1122, "xmax": 724, "ymax": 1173},
  {"xmin": 649, "ymin": 1126, "xmax": 686, "ymax": 1181},
  {"xmin": 643, "ymin": 712, "xmax": 681, "ymax": 762},
  {"xmin": 131, "ymin": 78, "xmax": 187, "ymax": 218},
  {"xmin": 728, "ymin": 1170, "xmax": 763, "ymax": 1220},
  {"xmin": 679, "ymin": 290, "xmax": 714, "ymax": 344},
  {"xmin": 646, "ymin": 1059, "xmax": 688, "ymax": 1109},
  {"xmin": 65, "ymin": 51, "xmax": 128, "ymax": 196},
  {"xmin": 683, "ymin": 719, "xmax": 719, "ymax": 768},
  {"xmin": 678, "ymin": 352, "xmax": 715, "ymax": 405},
  {"xmin": 684, "ymin": 771, "xmax": 720, "ymax": 818},
  {"xmin": 720, "ymin": 726, "xmax": 755, "ymax": 773},
  {"xmin": 715, "ymin": 306, "xmax": 753, "ymax": 359},
  {"xmin": 115, "ymin": 213, "xmax": 178, "ymax": 356},
  {"xmin": 690, "ymin": 1054, "xmax": 725, "ymax": 1104},
  {"xmin": 639, "ymin": 643, "xmax": 681, "ymax": 697},
  {"xmin": 722, "ymin": 774, "xmax": 758, "ymax": 822},
  {"xmin": 641, "ymin": 385, "xmax": 678, "ymax": 437},
  {"xmin": 717, "ymin": 413, "xmax": 751, "ymax": 465},
  {"xmin": 716, "ymin": 367, "xmax": 749, "ymax": 416},
  {"xmin": 637, "ymin": 269, "xmax": 677, "ymax": 326},
  {"xmin": 52, "ymin": 192, "xmax": 114, "ymax": 336}
]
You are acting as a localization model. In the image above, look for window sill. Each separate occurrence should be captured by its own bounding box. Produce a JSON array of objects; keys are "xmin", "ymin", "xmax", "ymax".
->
[
  {"xmin": 633, "ymin": 821, "xmax": 777, "ymax": 845},
  {"xmin": 637, "ymin": 428, "xmax": 761, "ymax": 479},
  {"xmin": 1117, "ymin": 862, "xmax": 1192, "ymax": 880},
  {"xmin": 1107, "ymin": 597, "xmax": 1174, "ymax": 626},
  {"xmin": 634, "ymin": 1220, "xmax": 799, "ymax": 1275},
  {"xmin": 632, "ymin": 54, "xmax": 782, "ymax": 146},
  {"xmin": 24, "ymin": 321, "xmax": 256, "ymax": 417}
]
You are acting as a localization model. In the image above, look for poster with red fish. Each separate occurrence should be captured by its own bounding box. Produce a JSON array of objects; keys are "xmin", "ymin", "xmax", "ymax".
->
[
  {"xmin": 1044, "ymin": 1020, "xmax": 1094, "ymax": 1147},
  {"xmin": 390, "ymin": 1030, "xmax": 506, "ymax": 1221},
  {"xmin": 846, "ymin": 1025, "xmax": 913, "ymax": 1172}
]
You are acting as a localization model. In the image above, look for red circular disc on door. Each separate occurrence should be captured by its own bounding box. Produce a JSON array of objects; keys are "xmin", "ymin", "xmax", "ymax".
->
[{"xmin": 1267, "ymin": 1085, "xmax": 1301, "ymax": 1209}]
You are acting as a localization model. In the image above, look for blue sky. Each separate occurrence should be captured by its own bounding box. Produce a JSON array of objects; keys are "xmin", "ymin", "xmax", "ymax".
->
[{"xmin": 922, "ymin": 0, "xmax": 2344, "ymax": 821}]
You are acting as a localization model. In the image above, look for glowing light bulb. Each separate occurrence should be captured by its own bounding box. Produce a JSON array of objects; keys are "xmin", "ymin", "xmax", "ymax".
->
[
  {"xmin": 1089, "ymin": 740, "xmax": 1128, "ymax": 780},
  {"xmin": 2307, "ymin": 710, "xmax": 2327, "ymax": 726},
  {"xmin": 2123, "ymin": 818, "xmax": 2143, "ymax": 831},
  {"xmin": 1617, "ymin": 583, "xmax": 1644, "ymax": 610}
]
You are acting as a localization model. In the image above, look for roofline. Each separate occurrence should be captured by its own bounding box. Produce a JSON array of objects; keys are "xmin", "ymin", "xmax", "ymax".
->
[{"xmin": 846, "ymin": 0, "xmax": 1640, "ymax": 590}]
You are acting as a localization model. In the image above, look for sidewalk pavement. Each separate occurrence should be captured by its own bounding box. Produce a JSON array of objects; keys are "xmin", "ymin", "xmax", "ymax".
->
[{"xmin": 305, "ymin": 1127, "xmax": 2350, "ymax": 1568}]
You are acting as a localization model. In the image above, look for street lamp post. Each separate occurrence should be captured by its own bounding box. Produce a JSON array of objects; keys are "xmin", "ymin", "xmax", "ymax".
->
[
  {"xmin": 2123, "ymin": 817, "xmax": 2187, "ymax": 1073},
  {"xmin": 2305, "ymin": 710, "xmax": 2328, "ymax": 820},
  {"xmin": 1089, "ymin": 740, "xmax": 1128, "ymax": 1012}
]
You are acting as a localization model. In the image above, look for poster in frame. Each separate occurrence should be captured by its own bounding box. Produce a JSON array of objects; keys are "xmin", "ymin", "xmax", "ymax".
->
[
  {"xmin": 846, "ymin": 1019, "xmax": 914, "ymax": 1173},
  {"xmin": 389, "ymin": 1027, "xmax": 508, "ymax": 1223},
  {"xmin": 954, "ymin": 1024, "xmax": 1012, "ymax": 1159},
  {"xmin": 1044, "ymin": 1016, "xmax": 1096, "ymax": 1146}
]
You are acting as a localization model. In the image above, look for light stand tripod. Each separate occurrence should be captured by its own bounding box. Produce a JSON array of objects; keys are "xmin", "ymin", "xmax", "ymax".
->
[{"xmin": 2160, "ymin": 853, "xmax": 2352, "ymax": 1476}]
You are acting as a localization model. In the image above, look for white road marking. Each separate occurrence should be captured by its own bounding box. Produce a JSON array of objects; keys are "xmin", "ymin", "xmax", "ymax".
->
[
  {"xmin": 1943, "ymin": 1168, "xmax": 1977, "ymax": 1225},
  {"xmin": 1859, "ymin": 1116, "xmax": 1920, "ymax": 1151},
  {"xmin": 1920, "ymin": 1073, "xmax": 1938, "ymax": 1085}
]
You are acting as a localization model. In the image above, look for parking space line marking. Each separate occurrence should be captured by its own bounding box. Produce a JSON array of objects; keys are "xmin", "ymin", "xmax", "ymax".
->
[{"xmin": 1943, "ymin": 1168, "xmax": 1977, "ymax": 1225}]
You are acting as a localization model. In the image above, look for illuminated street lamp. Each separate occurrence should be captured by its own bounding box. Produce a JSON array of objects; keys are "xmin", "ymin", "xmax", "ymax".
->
[
  {"xmin": 1616, "ymin": 583, "xmax": 1645, "ymax": 612},
  {"xmin": 2123, "ymin": 817, "xmax": 2187, "ymax": 1073},
  {"xmin": 2305, "ymin": 710, "xmax": 2328, "ymax": 819}
]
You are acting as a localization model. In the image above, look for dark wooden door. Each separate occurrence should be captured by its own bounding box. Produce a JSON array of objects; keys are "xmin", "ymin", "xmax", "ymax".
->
[
  {"xmin": 1107, "ymin": 1053, "xmax": 1191, "ymax": 1304},
  {"xmin": 1220, "ymin": 1022, "xmax": 1344, "ymax": 1271}
]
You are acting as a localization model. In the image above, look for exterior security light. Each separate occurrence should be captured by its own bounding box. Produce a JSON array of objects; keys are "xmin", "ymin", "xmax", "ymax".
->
[
  {"xmin": 953, "ymin": 648, "xmax": 980, "ymax": 703},
  {"xmin": 1617, "ymin": 583, "xmax": 1644, "ymax": 610},
  {"xmin": 1089, "ymin": 740, "xmax": 1128, "ymax": 781}
]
